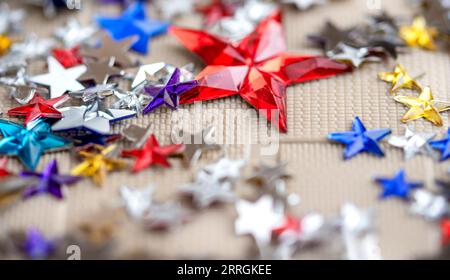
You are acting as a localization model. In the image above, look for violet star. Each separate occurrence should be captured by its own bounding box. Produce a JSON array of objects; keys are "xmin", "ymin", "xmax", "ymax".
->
[
  {"xmin": 22, "ymin": 228, "xmax": 55, "ymax": 260},
  {"xmin": 143, "ymin": 68, "xmax": 198, "ymax": 114},
  {"xmin": 20, "ymin": 160, "xmax": 82, "ymax": 199}
]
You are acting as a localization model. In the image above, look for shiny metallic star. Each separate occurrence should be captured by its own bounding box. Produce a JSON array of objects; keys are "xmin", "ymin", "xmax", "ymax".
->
[
  {"xmin": 78, "ymin": 58, "xmax": 123, "ymax": 85},
  {"xmin": 131, "ymin": 62, "xmax": 195, "ymax": 89},
  {"xmin": 120, "ymin": 185, "xmax": 154, "ymax": 219},
  {"xmin": 143, "ymin": 201, "xmax": 190, "ymax": 231},
  {"xmin": 235, "ymin": 195, "xmax": 283, "ymax": 245},
  {"xmin": 10, "ymin": 34, "xmax": 55, "ymax": 61},
  {"xmin": 330, "ymin": 43, "xmax": 381, "ymax": 68},
  {"xmin": 388, "ymin": 126, "xmax": 437, "ymax": 160},
  {"xmin": 121, "ymin": 124, "xmax": 153, "ymax": 148},
  {"xmin": 410, "ymin": 189, "xmax": 449, "ymax": 221},
  {"xmin": 201, "ymin": 157, "xmax": 245, "ymax": 182},
  {"xmin": 70, "ymin": 83, "xmax": 117, "ymax": 104},
  {"xmin": 113, "ymin": 84, "xmax": 151, "ymax": 114},
  {"xmin": 180, "ymin": 180, "xmax": 235, "ymax": 208},
  {"xmin": 247, "ymin": 161, "xmax": 290, "ymax": 187},
  {"xmin": 54, "ymin": 18, "xmax": 98, "ymax": 48},
  {"xmin": 29, "ymin": 56, "xmax": 86, "ymax": 98}
]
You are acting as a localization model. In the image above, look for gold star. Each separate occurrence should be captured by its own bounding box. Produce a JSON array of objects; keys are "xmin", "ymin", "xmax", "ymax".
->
[
  {"xmin": 378, "ymin": 64, "xmax": 422, "ymax": 93},
  {"xmin": 394, "ymin": 86, "xmax": 450, "ymax": 126},
  {"xmin": 400, "ymin": 17, "xmax": 438, "ymax": 50},
  {"xmin": 0, "ymin": 35, "xmax": 12, "ymax": 56},
  {"xmin": 71, "ymin": 145, "xmax": 127, "ymax": 186}
]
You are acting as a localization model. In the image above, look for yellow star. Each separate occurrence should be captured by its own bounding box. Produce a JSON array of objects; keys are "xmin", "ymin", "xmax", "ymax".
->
[
  {"xmin": 400, "ymin": 17, "xmax": 438, "ymax": 50},
  {"xmin": 0, "ymin": 35, "xmax": 12, "ymax": 56},
  {"xmin": 394, "ymin": 86, "xmax": 450, "ymax": 126},
  {"xmin": 378, "ymin": 64, "xmax": 422, "ymax": 93},
  {"xmin": 71, "ymin": 145, "xmax": 128, "ymax": 186}
]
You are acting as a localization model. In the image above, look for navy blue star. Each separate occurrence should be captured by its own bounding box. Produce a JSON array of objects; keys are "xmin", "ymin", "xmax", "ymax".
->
[
  {"xmin": 430, "ymin": 128, "xmax": 450, "ymax": 161},
  {"xmin": 95, "ymin": 2, "xmax": 169, "ymax": 54},
  {"xmin": 375, "ymin": 169, "xmax": 423, "ymax": 200},
  {"xmin": 328, "ymin": 116, "xmax": 391, "ymax": 160}
]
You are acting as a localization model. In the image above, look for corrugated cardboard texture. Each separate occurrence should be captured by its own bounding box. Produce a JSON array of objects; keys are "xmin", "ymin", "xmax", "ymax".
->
[{"xmin": 0, "ymin": 0, "xmax": 448, "ymax": 259}]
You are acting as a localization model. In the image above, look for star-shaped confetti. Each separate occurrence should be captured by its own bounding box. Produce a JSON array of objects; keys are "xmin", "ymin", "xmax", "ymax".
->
[
  {"xmin": 180, "ymin": 180, "xmax": 235, "ymax": 208},
  {"xmin": 113, "ymin": 86, "xmax": 150, "ymax": 114},
  {"xmin": 400, "ymin": 16, "xmax": 438, "ymax": 50},
  {"xmin": 430, "ymin": 129, "xmax": 450, "ymax": 161},
  {"xmin": 79, "ymin": 58, "xmax": 122, "ymax": 85},
  {"xmin": 96, "ymin": 2, "xmax": 169, "ymax": 54},
  {"xmin": 82, "ymin": 33, "xmax": 136, "ymax": 67},
  {"xmin": 120, "ymin": 185, "xmax": 154, "ymax": 219},
  {"xmin": 328, "ymin": 116, "xmax": 391, "ymax": 160},
  {"xmin": 410, "ymin": 189, "xmax": 448, "ymax": 221},
  {"xmin": 71, "ymin": 144, "xmax": 128, "ymax": 186},
  {"xmin": 52, "ymin": 46, "xmax": 83, "ymax": 68},
  {"xmin": 54, "ymin": 18, "xmax": 98, "ymax": 48},
  {"xmin": 29, "ymin": 56, "xmax": 86, "ymax": 98},
  {"xmin": 22, "ymin": 228, "xmax": 55, "ymax": 260},
  {"xmin": 388, "ymin": 126, "xmax": 437, "ymax": 160},
  {"xmin": 170, "ymin": 11, "xmax": 349, "ymax": 132},
  {"xmin": 329, "ymin": 43, "xmax": 381, "ymax": 68},
  {"xmin": 121, "ymin": 124, "xmax": 153, "ymax": 148},
  {"xmin": 143, "ymin": 68, "xmax": 198, "ymax": 114},
  {"xmin": 308, "ymin": 21, "xmax": 354, "ymax": 53},
  {"xmin": 20, "ymin": 160, "xmax": 82, "ymax": 199},
  {"xmin": 374, "ymin": 169, "xmax": 423, "ymax": 200},
  {"xmin": 121, "ymin": 134, "xmax": 184, "ymax": 173},
  {"xmin": 378, "ymin": 64, "xmax": 423, "ymax": 93},
  {"xmin": 7, "ymin": 93, "xmax": 69, "ymax": 125},
  {"xmin": 235, "ymin": 195, "xmax": 283, "ymax": 245},
  {"xmin": 247, "ymin": 161, "xmax": 290, "ymax": 187},
  {"xmin": 201, "ymin": 157, "xmax": 246, "ymax": 182},
  {"xmin": 0, "ymin": 119, "xmax": 70, "ymax": 170},
  {"xmin": 143, "ymin": 201, "xmax": 190, "ymax": 230},
  {"xmin": 9, "ymin": 34, "xmax": 55, "ymax": 61},
  {"xmin": 394, "ymin": 86, "xmax": 450, "ymax": 127}
]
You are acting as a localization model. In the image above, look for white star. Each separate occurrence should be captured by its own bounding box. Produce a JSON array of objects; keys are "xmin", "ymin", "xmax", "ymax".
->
[
  {"xmin": 202, "ymin": 158, "xmax": 246, "ymax": 182},
  {"xmin": 29, "ymin": 57, "xmax": 86, "ymax": 98},
  {"xmin": 410, "ymin": 189, "xmax": 448, "ymax": 221},
  {"xmin": 329, "ymin": 43, "xmax": 381, "ymax": 68},
  {"xmin": 120, "ymin": 185, "xmax": 154, "ymax": 219},
  {"xmin": 388, "ymin": 126, "xmax": 437, "ymax": 160},
  {"xmin": 235, "ymin": 195, "xmax": 283, "ymax": 245}
]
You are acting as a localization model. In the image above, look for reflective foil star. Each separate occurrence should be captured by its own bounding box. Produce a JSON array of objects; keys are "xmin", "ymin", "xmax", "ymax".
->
[
  {"xmin": 120, "ymin": 185, "xmax": 154, "ymax": 219},
  {"xmin": 52, "ymin": 105, "xmax": 136, "ymax": 135},
  {"xmin": 54, "ymin": 18, "xmax": 98, "ymax": 48},
  {"xmin": 0, "ymin": 3, "xmax": 25, "ymax": 35},
  {"xmin": 20, "ymin": 160, "xmax": 82, "ymax": 200},
  {"xmin": 235, "ymin": 195, "xmax": 283, "ymax": 245},
  {"xmin": 69, "ymin": 83, "xmax": 117, "ymax": 104},
  {"xmin": 131, "ymin": 62, "xmax": 195, "ymax": 89},
  {"xmin": 78, "ymin": 58, "xmax": 122, "ymax": 85},
  {"xmin": 400, "ymin": 16, "xmax": 437, "ymax": 50},
  {"xmin": 9, "ymin": 34, "xmax": 55, "ymax": 61},
  {"xmin": 143, "ymin": 68, "xmax": 198, "ymax": 114},
  {"xmin": 22, "ymin": 228, "xmax": 55, "ymax": 260},
  {"xmin": 170, "ymin": 11, "xmax": 349, "ymax": 132},
  {"xmin": 394, "ymin": 86, "xmax": 450, "ymax": 127},
  {"xmin": 308, "ymin": 21, "xmax": 355, "ymax": 53},
  {"xmin": 0, "ymin": 119, "xmax": 70, "ymax": 170},
  {"xmin": 374, "ymin": 169, "xmax": 423, "ymax": 200},
  {"xmin": 51, "ymin": 46, "xmax": 83, "ymax": 68},
  {"xmin": 180, "ymin": 180, "xmax": 235, "ymax": 208},
  {"xmin": 329, "ymin": 43, "xmax": 381, "ymax": 68},
  {"xmin": 388, "ymin": 126, "xmax": 437, "ymax": 160},
  {"xmin": 113, "ymin": 86, "xmax": 150, "ymax": 114},
  {"xmin": 201, "ymin": 157, "xmax": 245, "ymax": 182},
  {"xmin": 328, "ymin": 116, "xmax": 391, "ymax": 160},
  {"xmin": 96, "ymin": 2, "xmax": 169, "ymax": 54},
  {"xmin": 144, "ymin": 201, "xmax": 190, "ymax": 231},
  {"xmin": 7, "ymin": 93, "xmax": 70, "ymax": 125},
  {"xmin": 378, "ymin": 64, "xmax": 423, "ymax": 93},
  {"xmin": 121, "ymin": 134, "xmax": 184, "ymax": 173},
  {"xmin": 431, "ymin": 129, "xmax": 450, "ymax": 161},
  {"xmin": 410, "ymin": 189, "xmax": 448, "ymax": 221},
  {"xmin": 340, "ymin": 203, "xmax": 381, "ymax": 260},
  {"xmin": 71, "ymin": 144, "xmax": 128, "ymax": 186},
  {"xmin": 29, "ymin": 56, "xmax": 86, "ymax": 98}
]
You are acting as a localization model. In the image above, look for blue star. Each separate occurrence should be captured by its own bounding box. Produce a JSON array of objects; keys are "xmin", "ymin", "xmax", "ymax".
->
[
  {"xmin": 95, "ymin": 2, "xmax": 169, "ymax": 54},
  {"xmin": 328, "ymin": 116, "xmax": 391, "ymax": 160},
  {"xmin": 430, "ymin": 128, "xmax": 450, "ymax": 161},
  {"xmin": 374, "ymin": 169, "xmax": 423, "ymax": 200},
  {"xmin": 0, "ymin": 119, "xmax": 71, "ymax": 170}
]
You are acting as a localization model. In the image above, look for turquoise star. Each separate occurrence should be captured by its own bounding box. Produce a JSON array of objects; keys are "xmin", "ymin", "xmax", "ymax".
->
[
  {"xmin": 95, "ymin": 2, "xmax": 169, "ymax": 54},
  {"xmin": 0, "ymin": 119, "xmax": 70, "ymax": 170}
]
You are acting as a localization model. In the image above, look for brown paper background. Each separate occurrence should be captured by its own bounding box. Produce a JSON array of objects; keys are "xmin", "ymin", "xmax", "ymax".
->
[{"xmin": 0, "ymin": 0, "xmax": 448, "ymax": 259}]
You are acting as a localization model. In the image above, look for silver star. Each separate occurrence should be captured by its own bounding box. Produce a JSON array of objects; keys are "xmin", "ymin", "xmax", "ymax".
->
[
  {"xmin": 388, "ymin": 126, "xmax": 437, "ymax": 160},
  {"xmin": 180, "ymin": 180, "xmax": 235, "ymax": 208},
  {"xmin": 113, "ymin": 84, "xmax": 150, "ymax": 114},
  {"xmin": 235, "ymin": 195, "xmax": 283, "ymax": 245},
  {"xmin": 0, "ymin": 3, "xmax": 25, "ymax": 35},
  {"xmin": 120, "ymin": 185, "xmax": 154, "ymax": 220},
  {"xmin": 29, "ymin": 56, "xmax": 86, "ymax": 98},
  {"xmin": 70, "ymin": 83, "xmax": 117, "ymax": 104},
  {"xmin": 154, "ymin": 0, "xmax": 194, "ymax": 19},
  {"xmin": 10, "ymin": 34, "xmax": 55, "ymax": 61},
  {"xmin": 172, "ymin": 126, "xmax": 221, "ymax": 165},
  {"xmin": 54, "ymin": 17, "xmax": 98, "ymax": 48},
  {"xmin": 131, "ymin": 62, "xmax": 195, "ymax": 89},
  {"xmin": 143, "ymin": 202, "xmax": 190, "ymax": 231},
  {"xmin": 78, "ymin": 58, "xmax": 123, "ymax": 85},
  {"xmin": 410, "ymin": 189, "xmax": 448, "ymax": 221},
  {"xmin": 329, "ymin": 43, "xmax": 381, "ymax": 68},
  {"xmin": 282, "ymin": 0, "xmax": 327, "ymax": 10},
  {"xmin": 247, "ymin": 161, "xmax": 290, "ymax": 187},
  {"xmin": 52, "ymin": 105, "xmax": 136, "ymax": 135},
  {"xmin": 0, "ymin": 68, "xmax": 40, "ymax": 104},
  {"xmin": 201, "ymin": 157, "xmax": 245, "ymax": 183},
  {"xmin": 340, "ymin": 203, "xmax": 381, "ymax": 260},
  {"xmin": 121, "ymin": 124, "xmax": 153, "ymax": 148}
]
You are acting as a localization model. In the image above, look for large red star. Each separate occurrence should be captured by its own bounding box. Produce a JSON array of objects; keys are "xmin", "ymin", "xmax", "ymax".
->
[
  {"xmin": 170, "ymin": 11, "xmax": 350, "ymax": 132},
  {"xmin": 7, "ymin": 93, "xmax": 69, "ymax": 124},
  {"xmin": 52, "ymin": 46, "xmax": 83, "ymax": 68},
  {"xmin": 0, "ymin": 157, "xmax": 12, "ymax": 178},
  {"xmin": 121, "ymin": 134, "xmax": 184, "ymax": 173}
]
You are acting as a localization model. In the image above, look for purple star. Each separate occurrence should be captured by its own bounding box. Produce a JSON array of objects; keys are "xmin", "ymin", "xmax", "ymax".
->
[
  {"xmin": 22, "ymin": 228, "xmax": 55, "ymax": 260},
  {"xmin": 20, "ymin": 160, "xmax": 82, "ymax": 200},
  {"xmin": 143, "ymin": 68, "xmax": 198, "ymax": 114}
]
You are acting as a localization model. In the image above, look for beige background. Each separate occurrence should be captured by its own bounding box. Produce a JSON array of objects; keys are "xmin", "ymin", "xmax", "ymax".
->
[{"xmin": 0, "ymin": 0, "xmax": 448, "ymax": 259}]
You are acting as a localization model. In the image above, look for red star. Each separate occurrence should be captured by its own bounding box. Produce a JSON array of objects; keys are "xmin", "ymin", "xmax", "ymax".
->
[
  {"xmin": 121, "ymin": 134, "xmax": 184, "ymax": 173},
  {"xmin": 52, "ymin": 46, "xmax": 83, "ymax": 68},
  {"xmin": 273, "ymin": 215, "xmax": 301, "ymax": 236},
  {"xmin": 0, "ymin": 157, "xmax": 12, "ymax": 178},
  {"xmin": 196, "ymin": 0, "xmax": 236, "ymax": 26},
  {"xmin": 170, "ymin": 11, "xmax": 350, "ymax": 132},
  {"xmin": 441, "ymin": 219, "xmax": 450, "ymax": 245},
  {"xmin": 7, "ymin": 93, "xmax": 69, "ymax": 124}
]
